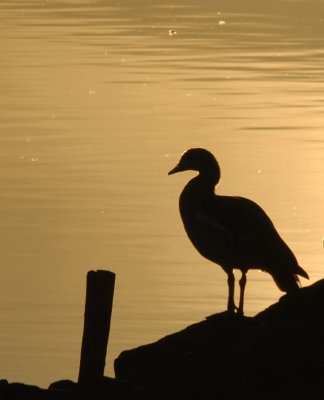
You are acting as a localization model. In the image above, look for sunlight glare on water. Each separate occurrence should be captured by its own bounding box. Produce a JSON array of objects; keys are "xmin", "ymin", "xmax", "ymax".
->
[{"xmin": 0, "ymin": 0, "xmax": 324, "ymax": 387}]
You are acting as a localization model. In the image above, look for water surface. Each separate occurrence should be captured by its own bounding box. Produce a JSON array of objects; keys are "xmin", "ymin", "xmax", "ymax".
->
[{"xmin": 1, "ymin": 0, "xmax": 324, "ymax": 386}]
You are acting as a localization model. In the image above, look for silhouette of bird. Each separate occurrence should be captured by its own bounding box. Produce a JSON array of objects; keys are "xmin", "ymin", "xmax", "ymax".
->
[{"xmin": 168, "ymin": 148, "xmax": 309, "ymax": 315}]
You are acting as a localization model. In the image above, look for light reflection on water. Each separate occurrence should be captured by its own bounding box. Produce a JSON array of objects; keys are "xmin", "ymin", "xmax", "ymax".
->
[{"xmin": 0, "ymin": 0, "xmax": 324, "ymax": 387}]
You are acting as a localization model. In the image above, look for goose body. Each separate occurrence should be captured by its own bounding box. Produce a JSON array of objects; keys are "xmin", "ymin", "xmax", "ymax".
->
[{"xmin": 169, "ymin": 148, "xmax": 309, "ymax": 315}]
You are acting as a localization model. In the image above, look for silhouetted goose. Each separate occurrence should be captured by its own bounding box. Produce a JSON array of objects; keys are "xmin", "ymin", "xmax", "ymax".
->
[{"xmin": 168, "ymin": 148, "xmax": 309, "ymax": 315}]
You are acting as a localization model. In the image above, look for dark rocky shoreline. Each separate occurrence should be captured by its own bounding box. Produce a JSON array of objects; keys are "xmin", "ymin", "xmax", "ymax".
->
[
  {"xmin": 115, "ymin": 279, "xmax": 324, "ymax": 399},
  {"xmin": 2, "ymin": 279, "xmax": 324, "ymax": 399}
]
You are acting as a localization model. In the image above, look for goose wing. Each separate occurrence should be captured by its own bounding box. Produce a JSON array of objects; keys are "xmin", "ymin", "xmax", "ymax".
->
[{"xmin": 200, "ymin": 195, "xmax": 279, "ymax": 243}]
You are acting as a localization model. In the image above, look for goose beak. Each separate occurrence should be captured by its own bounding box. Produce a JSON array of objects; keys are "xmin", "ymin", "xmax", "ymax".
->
[{"xmin": 168, "ymin": 164, "xmax": 182, "ymax": 175}]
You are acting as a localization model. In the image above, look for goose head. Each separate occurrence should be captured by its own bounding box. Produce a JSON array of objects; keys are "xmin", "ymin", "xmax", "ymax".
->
[{"xmin": 168, "ymin": 148, "xmax": 221, "ymax": 185}]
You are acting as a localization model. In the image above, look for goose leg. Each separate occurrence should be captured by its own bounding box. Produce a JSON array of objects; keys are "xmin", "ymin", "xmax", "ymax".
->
[
  {"xmin": 227, "ymin": 271, "xmax": 236, "ymax": 313},
  {"xmin": 238, "ymin": 271, "xmax": 247, "ymax": 316}
]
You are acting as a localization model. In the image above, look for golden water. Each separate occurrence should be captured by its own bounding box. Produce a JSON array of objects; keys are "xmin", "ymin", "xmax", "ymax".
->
[{"xmin": 1, "ymin": 0, "xmax": 324, "ymax": 387}]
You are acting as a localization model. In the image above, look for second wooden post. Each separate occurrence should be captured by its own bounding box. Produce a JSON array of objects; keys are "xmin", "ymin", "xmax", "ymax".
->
[{"xmin": 78, "ymin": 269, "xmax": 116, "ymax": 383}]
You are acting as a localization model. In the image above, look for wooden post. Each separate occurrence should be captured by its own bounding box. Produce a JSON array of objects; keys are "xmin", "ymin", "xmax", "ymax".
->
[{"xmin": 78, "ymin": 270, "xmax": 116, "ymax": 383}]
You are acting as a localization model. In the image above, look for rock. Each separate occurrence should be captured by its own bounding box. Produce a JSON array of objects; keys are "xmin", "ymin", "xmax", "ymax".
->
[
  {"xmin": 48, "ymin": 379, "xmax": 76, "ymax": 391},
  {"xmin": 0, "ymin": 377, "xmax": 159, "ymax": 399},
  {"xmin": 115, "ymin": 279, "xmax": 324, "ymax": 399},
  {"xmin": 0, "ymin": 381, "xmax": 56, "ymax": 400}
]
